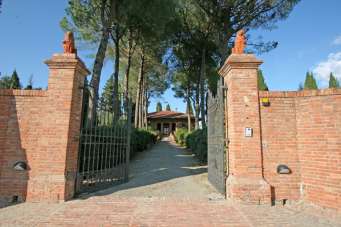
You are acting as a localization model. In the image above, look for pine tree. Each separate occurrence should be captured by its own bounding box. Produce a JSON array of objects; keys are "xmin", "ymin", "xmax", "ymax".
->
[
  {"xmin": 10, "ymin": 70, "xmax": 21, "ymax": 89},
  {"xmin": 156, "ymin": 102, "xmax": 162, "ymax": 112},
  {"xmin": 258, "ymin": 70, "xmax": 269, "ymax": 91},
  {"xmin": 329, "ymin": 73, "xmax": 340, "ymax": 88},
  {"xmin": 304, "ymin": 72, "xmax": 318, "ymax": 90},
  {"xmin": 166, "ymin": 104, "xmax": 171, "ymax": 111}
]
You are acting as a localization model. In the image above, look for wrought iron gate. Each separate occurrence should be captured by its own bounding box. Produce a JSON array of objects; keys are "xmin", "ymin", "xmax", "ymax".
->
[
  {"xmin": 207, "ymin": 78, "xmax": 227, "ymax": 195},
  {"xmin": 76, "ymin": 86, "xmax": 131, "ymax": 194}
]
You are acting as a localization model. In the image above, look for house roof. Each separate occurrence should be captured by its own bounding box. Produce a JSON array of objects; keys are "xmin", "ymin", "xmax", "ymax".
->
[{"xmin": 147, "ymin": 110, "xmax": 194, "ymax": 120}]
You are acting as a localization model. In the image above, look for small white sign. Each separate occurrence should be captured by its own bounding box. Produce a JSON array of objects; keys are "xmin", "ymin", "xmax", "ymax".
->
[{"xmin": 245, "ymin": 128, "xmax": 253, "ymax": 137}]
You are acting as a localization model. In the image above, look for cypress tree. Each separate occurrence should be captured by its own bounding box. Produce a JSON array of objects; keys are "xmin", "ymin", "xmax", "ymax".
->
[
  {"xmin": 310, "ymin": 72, "xmax": 318, "ymax": 89},
  {"xmin": 100, "ymin": 76, "xmax": 114, "ymax": 110},
  {"xmin": 329, "ymin": 73, "xmax": 340, "ymax": 88},
  {"xmin": 156, "ymin": 102, "xmax": 162, "ymax": 112},
  {"xmin": 166, "ymin": 104, "xmax": 171, "ymax": 111},
  {"xmin": 304, "ymin": 72, "xmax": 318, "ymax": 90},
  {"xmin": 10, "ymin": 70, "xmax": 21, "ymax": 89},
  {"xmin": 258, "ymin": 70, "xmax": 269, "ymax": 91}
]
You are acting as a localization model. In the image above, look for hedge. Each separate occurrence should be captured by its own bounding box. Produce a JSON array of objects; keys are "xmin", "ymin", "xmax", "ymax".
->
[
  {"xmin": 186, "ymin": 127, "xmax": 207, "ymax": 163},
  {"xmin": 130, "ymin": 128, "xmax": 157, "ymax": 156},
  {"xmin": 174, "ymin": 128, "xmax": 189, "ymax": 146}
]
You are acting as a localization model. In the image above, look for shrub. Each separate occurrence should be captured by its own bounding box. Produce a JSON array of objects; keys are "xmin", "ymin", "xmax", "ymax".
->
[
  {"xmin": 130, "ymin": 128, "xmax": 157, "ymax": 156},
  {"xmin": 186, "ymin": 127, "xmax": 207, "ymax": 163},
  {"xmin": 174, "ymin": 128, "xmax": 189, "ymax": 146}
]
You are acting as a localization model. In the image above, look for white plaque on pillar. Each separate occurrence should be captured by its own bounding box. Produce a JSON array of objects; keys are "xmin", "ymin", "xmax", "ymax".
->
[{"xmin": 245, "ymin": 128, "xmax": 253, "ymax": 137}]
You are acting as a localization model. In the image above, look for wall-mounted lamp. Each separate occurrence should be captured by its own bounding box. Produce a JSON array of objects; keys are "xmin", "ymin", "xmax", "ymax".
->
[
  {"xmin": 13, "ymin": 161, "xmax": 28, "ymax": 171},
  {"xmin": 277, "ymin": 165, "xmax": 291, "ymax": 174},
  {"xmin": 261, "ymin": 97, "xmax": 270, "ymax": 107}
]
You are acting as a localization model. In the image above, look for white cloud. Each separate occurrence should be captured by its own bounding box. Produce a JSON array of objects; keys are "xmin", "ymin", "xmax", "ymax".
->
[
  {"xmin": 332, "ymin": 36, "xmax": 341, "ymax": 45},
  {"xmin": 313, "ymin": 52, "xmax": 341, "ymax": 85}
]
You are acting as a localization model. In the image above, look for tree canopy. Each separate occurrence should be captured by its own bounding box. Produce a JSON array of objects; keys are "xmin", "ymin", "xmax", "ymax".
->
[{"xmin": 61, "ymin": 0, "xmax": 300, "ymax": 129}]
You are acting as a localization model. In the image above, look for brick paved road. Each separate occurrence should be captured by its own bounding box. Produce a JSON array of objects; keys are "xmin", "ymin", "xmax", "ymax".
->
[{"xmin": 0, "ymin": 141, "xmax": 340, "ymax": 226}]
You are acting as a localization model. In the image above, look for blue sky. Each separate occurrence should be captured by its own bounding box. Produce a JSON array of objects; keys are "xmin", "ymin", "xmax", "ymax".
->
[{"xmin": 1, "ymin": 0, "xmax": 341, "ymax": 113}]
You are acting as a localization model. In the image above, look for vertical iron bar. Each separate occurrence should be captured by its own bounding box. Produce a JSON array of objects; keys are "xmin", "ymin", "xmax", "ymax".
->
[
  {"xmin": 125, "ymin": 100, "xmax": 131, "ymax": 181},
  {"xmin": 99, "ymin": 105, "xmax": 105, "ymax": 182}
]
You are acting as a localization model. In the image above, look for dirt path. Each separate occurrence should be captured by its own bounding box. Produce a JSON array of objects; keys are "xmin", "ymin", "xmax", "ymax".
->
[{"xmin": 87, "ymin": 139, "xmax": 223, "ymax": 200}]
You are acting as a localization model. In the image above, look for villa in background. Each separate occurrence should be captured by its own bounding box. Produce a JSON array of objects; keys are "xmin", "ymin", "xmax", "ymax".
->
[{"xmin": 147, "ymin": 110, "xmax": 195, "ymax": 136}]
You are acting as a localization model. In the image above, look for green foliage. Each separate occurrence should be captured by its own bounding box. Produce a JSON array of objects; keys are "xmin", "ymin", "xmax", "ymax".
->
[
  {"xmin": 156, "ymin": 102, "xmax": 162, "ymax": 112},
  {"xmin": 329, "ymin": 73, "xmax": 340, "ymax": 88},
  {"xmin": 258, "ymin": 70, "xmax": 269, "ymax": 91},
  {"xmin": 25, "ymin": 74, "xmax": 33, "ymax": 90},
  {"xmin": 174, "ymin": 128, "xmax": 189, "ymax": 146},
  {"xmin": 186, "ymin": 127, "xmax": 207, "ymax": 163},
  {"xmin": 0, "ymin": 70, "xmax": 22, "ymax": 89},
  {"xmin": 130, "ymin": 128, "xmax": 157, "ymax": 155},
  {"xmin": 304, "ymin": 72, "xmax": 318, "ymax": 90},
  {"xmin": 0, "ymin": 76, "xmax": 12, "ymax": 89},
  {"xmin": 99, "ymin": 76, "xmax": 114, "ymax": 110},
  {"xmin": 10, "ymin": 70, "xmax": 22, "ymax": 89},
  {"xmin": 166, "ymin": 104, "xmax": 171, "ymax": 111}
]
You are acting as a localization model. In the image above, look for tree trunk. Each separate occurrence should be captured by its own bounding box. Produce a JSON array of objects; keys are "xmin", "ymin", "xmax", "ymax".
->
[
  {"xmin": 139, "ymin": 73, "xmax": 145, "ymax": 129},
  {"xmin": 88, "ymin": 29, "xmax": 110, "ymax": 122},
  {"xmin": 200, "ymin": 48, "xmax": 206, "ymax": 128},
  {"xmin": 186, "ymin": 86, "xmax": 191, "ymax": 132},
  {"xmin": 87, "ymin": 0, "xmax": 113, "ymax": 123},
  {"xmin": 135, "ymin": 53, "xmax": 145, "ymax": 128},
  {"xmin": 195, "ymin": 83, "xmax": 200, "ymax": 130},
  {"xmin": 113, "ymin": 25, "xmax": 120, "ymax": 121},
  {"xmin": 124, "ymin": 31, "xmax": 133, "ymax": 108},
  {"xmin": 144, "ymin": 83, "xmax": 148, "ymax": 129}
]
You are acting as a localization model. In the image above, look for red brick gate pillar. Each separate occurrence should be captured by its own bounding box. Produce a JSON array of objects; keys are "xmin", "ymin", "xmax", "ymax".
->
[
  {"xmin": 26, "ymin": 53, "xmax": 89, "ymax": 202},
  {"xmin": 219, "ymin": 54, "xmax": 271, "ymax": 204}
]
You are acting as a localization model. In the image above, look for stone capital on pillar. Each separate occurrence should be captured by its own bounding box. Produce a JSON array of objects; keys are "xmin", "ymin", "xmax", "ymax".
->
[
  {"xmin": 219, "ymin": 54, "xmax": 263, "ymax": 77},
  {"xmin": 220, "ymin": 53, "xmax": 271, "ymax": 205},
  {"xmin": 45, "ymin": 53, "xmax": 90, "ymax": 76}
]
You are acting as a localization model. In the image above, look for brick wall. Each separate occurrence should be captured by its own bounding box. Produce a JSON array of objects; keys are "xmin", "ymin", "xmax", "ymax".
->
[
  {"xmin": 0, "ymin": 54, "xmax": 89, "ymax": 205},
  {"xmin": 296, "ymin": 90, "xmax": 341, "ymax": 212},
  {"xmin": 259, "ymin": 89, "xmax": 341, "ymax": 211},
  {"xmin": 259, "ymin": 92, "xmax": 301, "ymax": 202},
  {"xmin": 221, "ymin": 53, "xmax": 341, "ymax": 211},
  {"xmin": 0, "ymin": 90, "xmax": 47, "ymax": 204}
]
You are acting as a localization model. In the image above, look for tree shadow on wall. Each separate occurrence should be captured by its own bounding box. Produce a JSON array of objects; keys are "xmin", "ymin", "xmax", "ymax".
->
[{"xmin": 0, "ymin": 96, "xmax": 29, "ymax": 208}]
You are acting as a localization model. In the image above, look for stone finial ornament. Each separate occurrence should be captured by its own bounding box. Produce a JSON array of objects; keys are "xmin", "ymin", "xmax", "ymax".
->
[
  {"xmin": 232, "ymin": 30, "xmax": 246, "ymax": 54},
  {"xmin": 63, "ymin": 32, "xmax": 77, "ymax": 55}
]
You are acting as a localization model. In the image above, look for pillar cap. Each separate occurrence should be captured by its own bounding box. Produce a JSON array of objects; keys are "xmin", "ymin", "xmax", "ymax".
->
[
  {"xmin": 45, "ymin": 53, "xmax": 90, "ymax": 76},
  {"xmin": 219, "ymin": 54, "xmax": 263, "ymax": 77}
]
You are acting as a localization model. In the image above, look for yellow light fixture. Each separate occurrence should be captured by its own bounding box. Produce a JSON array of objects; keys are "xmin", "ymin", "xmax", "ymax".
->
[{"xmin": 261, "ymin": 97, "xmax": 270, "ymax": 107}]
